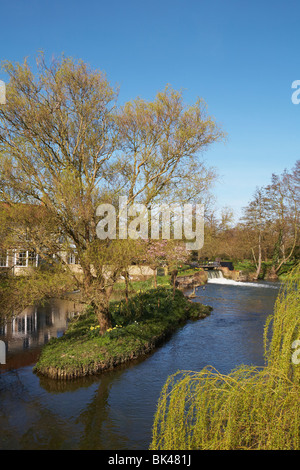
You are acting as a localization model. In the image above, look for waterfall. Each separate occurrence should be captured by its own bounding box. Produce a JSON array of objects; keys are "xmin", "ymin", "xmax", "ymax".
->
[
  {"xmin": 206, "ymin": 270, "xmax": 280, "ymax": 289},
  {"xmin": 207, "ymin": 269, "xmax": 224, "ymax": 280}
]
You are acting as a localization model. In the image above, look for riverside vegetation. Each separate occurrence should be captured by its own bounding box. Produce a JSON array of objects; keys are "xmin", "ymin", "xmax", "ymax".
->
[
  {"xmin": 34, "ymin": 287, "xmax": 212, "ymax": 380},
  {"xmin": 150, "ymin": 264, "xmax": 300, "ymax": 450}
]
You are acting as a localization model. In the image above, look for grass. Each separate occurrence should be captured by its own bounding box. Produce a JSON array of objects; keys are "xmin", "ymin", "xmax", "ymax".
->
[
  {"xmin": 112, "ymin": 275, "xmax": 170, "ymax": 294},
  {"xmin": 150, "ymin": 264, "xmax": 300, "ymax": 450},
  {"xmin": 33, "ymin": 287, "xmax": 212, "ymax": 380},
  {"xmin": 111, "ymin": 267, "xmax": 200, "ymax": 297},
  {"xmin": 177, "ymin": 268, "xmax": 201, "ymax": 277},
  {"xmin": 233, "ymin": 260, "xmax": 257, "ymax": 272},
  {"xmin": 232, "ymin": 259, "xmax": 298, "ymax": 280}
]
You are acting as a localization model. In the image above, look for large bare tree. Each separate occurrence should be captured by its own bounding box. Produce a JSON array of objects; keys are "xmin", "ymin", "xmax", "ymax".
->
[{"xmin": 0, "ymin": 54, "xmax": 224, "ymax": 331}]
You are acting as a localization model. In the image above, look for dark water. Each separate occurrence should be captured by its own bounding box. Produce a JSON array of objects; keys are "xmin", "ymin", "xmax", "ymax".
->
[{"xmin": 0, "ymin": 279, "xmax": 280, "ymax": 450}]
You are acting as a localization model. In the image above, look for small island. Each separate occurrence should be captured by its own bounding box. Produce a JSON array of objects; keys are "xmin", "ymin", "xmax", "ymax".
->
[{"xmin": 33, "ymin": 287, "xmax": 212, "ymax": 380}]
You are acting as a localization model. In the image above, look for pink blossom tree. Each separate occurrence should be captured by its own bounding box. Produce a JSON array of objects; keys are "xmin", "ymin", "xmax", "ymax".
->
[{"xmin": 138, "ymin": 239, "xmax": 191, "ymax": 294}]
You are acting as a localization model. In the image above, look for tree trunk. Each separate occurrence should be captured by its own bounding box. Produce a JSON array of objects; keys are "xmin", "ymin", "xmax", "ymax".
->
[
  {"xmin": 94, "ymin": 286, "xmax": 113, "ymax": 334},
  {"xmin": 254, "ymin": 233, "xmax": 262, "ymax": 280},
  {"xmin": 123, "ymin": 270, "xmax": 129, "ymax": 303},
  {"xmin": 268, "ymin": 265, "xmax": 279, "ymax": 281},
  {"xmin": 96, "ymin": 304, "xmax": 112, "ymax": 333},
  {"xmin": 271, "ymin": 228, "xmax": 283, "ymax": 273},
  {"xmin": 153, "ymin": 270, "xmax": 157, "ymax": 288},
  {"xmin": 273, "ymin": 226, "xmax": 298, "ymax": 275},
  {"xmin": 81, "ymin": 267, "xmax": 113, "ymax": 334},
  {"xmin": 170, "ymin": 269, "xmax": 178, "ymax": 298}
]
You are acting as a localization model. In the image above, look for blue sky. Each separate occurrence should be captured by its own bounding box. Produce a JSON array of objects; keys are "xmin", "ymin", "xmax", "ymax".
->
[{"xmin": 1, "ymin": 0, "xmax": 299, "ymax": 219}]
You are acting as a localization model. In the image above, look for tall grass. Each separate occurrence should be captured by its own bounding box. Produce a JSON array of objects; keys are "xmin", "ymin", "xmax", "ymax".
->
[{"xmin": 150, "ymin": 264, "xmax": 300, "ymax": 450}]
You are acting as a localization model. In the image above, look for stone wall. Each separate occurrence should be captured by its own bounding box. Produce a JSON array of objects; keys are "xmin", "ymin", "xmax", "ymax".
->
[
  {"xmin": 176, "ymin": 270, "xmax": 208, "ymax": 290},
  {"xmin": 219, "ymin": 266, "xmax": 258, "ymax": 282}
]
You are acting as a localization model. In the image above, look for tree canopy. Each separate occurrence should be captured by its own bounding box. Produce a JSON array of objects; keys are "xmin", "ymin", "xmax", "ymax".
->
[{"xmin": 0, "ymin": 53, "xmax": 224, "ymax": 329}]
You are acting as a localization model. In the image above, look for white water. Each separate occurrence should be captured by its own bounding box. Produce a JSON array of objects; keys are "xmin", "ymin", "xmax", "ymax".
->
[{"xmin": 207, "ymin": 270, "xmax": 280, "ymax": 289}]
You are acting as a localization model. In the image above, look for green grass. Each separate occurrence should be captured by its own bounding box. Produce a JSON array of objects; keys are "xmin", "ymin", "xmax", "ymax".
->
[
  {"xmin": 111, "ymin": 269, "xmax": 201, "ymax": 300},
  {"xmin": 34, "ymin": 287, "xmax": 212, "ymax": 380},
  {"xmin": 112, "ymin": 275, "xmax": 170, "ymax": 294},
  {"xmin": 177, "ymin": 268, "xmax": 201, "ymax": 277},
  {"xmin": 232, "ymin": 260, "xmax": 257, "ymax": 272},
  {"xmin": 112, "ymin": 268, "xmax": 200, "ymax": 295},
  {"xmin": 232, "ymin": 259, "xmax": 298, "ymax": 280}
]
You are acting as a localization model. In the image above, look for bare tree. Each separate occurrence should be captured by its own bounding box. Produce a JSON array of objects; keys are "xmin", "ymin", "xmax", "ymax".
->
[
  {"xmin": 242, "ymin": 187, "xmax": 270, "ymax": 279},
  {"xmin": 0, "ymin": 54, "xmax": 224, "ymax": 331},
  {"xmin": 265, "ymin": 161, "xmax": 300, "ymax": 276}
]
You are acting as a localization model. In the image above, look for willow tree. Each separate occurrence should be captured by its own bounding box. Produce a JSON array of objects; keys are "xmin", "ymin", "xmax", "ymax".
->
[{"xmin": 0, "ymin": 53, "xmax": 224, "ymax": 332}]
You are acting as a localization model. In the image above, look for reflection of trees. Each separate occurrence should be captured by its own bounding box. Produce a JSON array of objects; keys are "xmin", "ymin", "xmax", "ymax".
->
[
  {"xmin": 1, "ymin": 340, "xmax": 141, "ymax": 449},
  {"xmin": 0, "ymin": 370, "xmax": 68, "ymax": 449},
  {"xmin": 0, "ymin": 298, "xmax": 135, "ymax": 450},
  {"xmin": 0, "ymin": 298, "xmax": 84, "ymax": 370},
  {"xmin": 19, "ymin": 408, "xmax": 69, "ymax": 450},
  {"xmin": 37, "ymin": 363, "xmax": 132, "ymax": 450},
  {"xmin": 76, "ymin": 368, "xmax": 131, "ymax": 450}
]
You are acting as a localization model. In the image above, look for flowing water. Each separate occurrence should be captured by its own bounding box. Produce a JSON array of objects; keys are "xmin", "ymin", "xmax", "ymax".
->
[{"xmin": 0, "ymin": 275, "xmax": 280, "ymax": 450}]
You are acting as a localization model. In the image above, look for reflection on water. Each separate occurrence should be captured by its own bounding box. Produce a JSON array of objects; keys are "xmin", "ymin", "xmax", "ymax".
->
[
  {"xmin": 0, "ymin": 297, "xmax": 84, "ymax": 371},
  {"xmin": 0, "ymin": 282, "xmax": 280, "ymax": 449}
]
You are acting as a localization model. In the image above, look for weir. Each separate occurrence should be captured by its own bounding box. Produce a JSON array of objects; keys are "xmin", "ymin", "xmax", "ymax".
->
[
  {"xmin": 206, "ymin": 271, "xmax": 279, "ymax": 289},
  {"xmin": 206, "ymin": 269, "xmax": 224, "ymax": 280}
]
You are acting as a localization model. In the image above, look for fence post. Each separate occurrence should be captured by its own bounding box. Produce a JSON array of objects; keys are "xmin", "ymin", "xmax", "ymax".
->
[{"xmin": 0, "ymin": 340, "xmax": 6, "ymax": 364}]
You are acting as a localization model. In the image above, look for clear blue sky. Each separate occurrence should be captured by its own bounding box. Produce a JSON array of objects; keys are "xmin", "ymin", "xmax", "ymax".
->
[{"xmin": 1, "ymin": 0, "xmax": 299, "ymax": 219}]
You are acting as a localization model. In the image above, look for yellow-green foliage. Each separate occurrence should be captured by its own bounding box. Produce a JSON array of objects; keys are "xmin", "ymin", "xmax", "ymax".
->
[{"xmin": 151, "ymin": 264, "xmax": 300, "ymax": 450}]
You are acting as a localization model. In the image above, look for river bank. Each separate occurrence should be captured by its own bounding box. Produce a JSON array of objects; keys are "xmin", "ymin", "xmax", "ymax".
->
[
  {"xmin": 0, "ymin": 278, "xmax": 280, "ymax": 449},
  {"xmin": 33, "ymin": 287, "xmax": 212, "ymax": 380}
]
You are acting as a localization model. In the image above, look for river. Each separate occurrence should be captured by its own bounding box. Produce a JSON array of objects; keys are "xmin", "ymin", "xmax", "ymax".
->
[{"xmin": 0, "ymin": 278, "xmax": 280, "ymax": 450}]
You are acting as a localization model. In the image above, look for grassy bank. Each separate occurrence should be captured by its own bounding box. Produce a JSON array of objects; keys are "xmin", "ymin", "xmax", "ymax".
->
[
  {"xmin": 232, "ymin": 259, "xmax": 298, "ymax": 279},
  {"xmin": 34, "ymin": 287, "xmax": 212, "ymax": 380},
  {"xmin": 112, "ymin": 266, "xmax": 201, "ymax": 297}
]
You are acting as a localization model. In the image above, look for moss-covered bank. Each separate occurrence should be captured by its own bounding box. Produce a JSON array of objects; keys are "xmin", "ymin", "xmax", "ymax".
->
[{"xmin": 33, "ymin": 287, "xmax": 212, "ymax": 380}]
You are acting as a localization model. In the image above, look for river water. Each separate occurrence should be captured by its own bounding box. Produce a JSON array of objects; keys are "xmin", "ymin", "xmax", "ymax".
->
[{"xmin": 0, "ymin": 278, "xmax": 280, "ymax": 450}]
